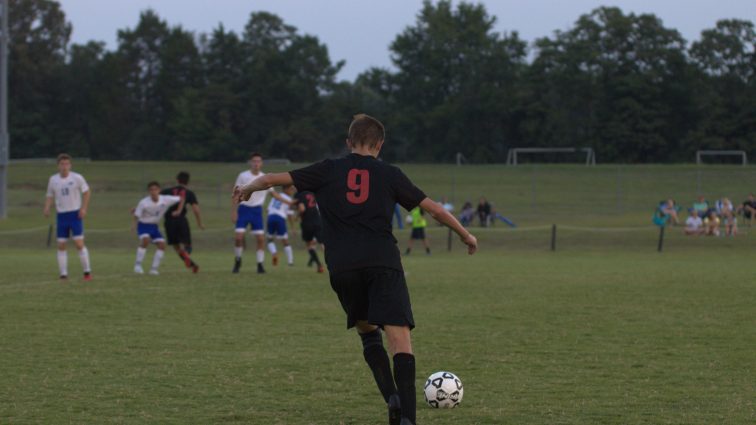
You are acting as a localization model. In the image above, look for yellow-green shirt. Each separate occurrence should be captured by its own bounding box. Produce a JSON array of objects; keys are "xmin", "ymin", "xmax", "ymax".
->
[{"xmin": 410, "ymin": 207, "xmax": 427, "ymax": 229}]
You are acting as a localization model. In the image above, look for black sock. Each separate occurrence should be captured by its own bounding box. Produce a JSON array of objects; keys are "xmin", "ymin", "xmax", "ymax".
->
[
  {"xmin": 360, "ymin": 330, "xmax": 396, "ymax": 403},
  {"xmin": 394, "ymin": 353, "xmax": 416, "ymax": 423},
  {"xmin": 308, "ymin": 248, "xmax": 321, "ymax": 267},
  {"xmin": 426, "ymin": 247, "xmax": 431, "ymax": 254}
]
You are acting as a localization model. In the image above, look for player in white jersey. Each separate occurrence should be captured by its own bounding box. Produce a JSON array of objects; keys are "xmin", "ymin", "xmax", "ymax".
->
[
  {"xmin": 43, "ymin": 154, "xmax": 92, "ymax": 281},
  {"xmin": 132, "ymin": 181, "xmax": 184, "ymax": 275},
  {"xmin": 266, "ymin": 184, "xmax": 297, "ymax": 266},
  {"xmin": 231, "ymin": 152, "xmax": 290, "ymax": 274}
]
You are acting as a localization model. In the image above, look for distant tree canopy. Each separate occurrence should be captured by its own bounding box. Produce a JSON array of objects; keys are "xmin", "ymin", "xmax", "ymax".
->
[{"xmin": 8, "ymin": 0, "xmax": 756, "ymax": 163}]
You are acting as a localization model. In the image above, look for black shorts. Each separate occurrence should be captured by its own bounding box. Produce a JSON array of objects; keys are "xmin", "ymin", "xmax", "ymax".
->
[
  {"xmin": 329, "ymin": 267, "xmax": 415, "ymax": 330},
  {"xmin": 301, "ymin": 224, "xmax": 321, "ymax": 243},
  {"xmin": 411, "ymin": 227, "xmax": 426, "ymax": 240},
  {"xmin": 164, "ymin": 217, "xmax": 191, "ymax": 246}
]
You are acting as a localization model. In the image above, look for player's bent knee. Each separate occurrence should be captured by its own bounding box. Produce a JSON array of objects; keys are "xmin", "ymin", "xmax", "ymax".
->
[{"xmin": 355, "ymin": 321, "xmax": 378, "ymax": 334}]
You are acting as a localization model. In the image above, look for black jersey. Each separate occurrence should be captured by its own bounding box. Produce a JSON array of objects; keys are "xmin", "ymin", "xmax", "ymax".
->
[
  {"xmin": 161, "ymin": 186, "xmax": 198, "ymax": 219},
  {"xmin": 294, "ymin": 191, "xmax": 322, "ymax": 227},
  {"xmin": 289, "ymin": 153, "xmax": 426, "ymax": 274}
]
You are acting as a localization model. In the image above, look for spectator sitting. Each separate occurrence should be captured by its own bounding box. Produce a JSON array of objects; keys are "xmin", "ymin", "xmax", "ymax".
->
[
  {"xmin": 477, "ymin": 197, "xmax": 492, "ymax": 227},
  {"xmin": 459, "ymin": 202, "xmax": 475, "ymax": 227},
  {"xmin": 659, "ymin": 199, "xmax": 680, "ymax": 225},
  {"xmin": 692, "ymin": 195, "xmax": 710, "ymax": 218},
  {"xmin": 716, "ymin": 197, "xmax": 737, "ymax": 236},
  {"xmin": 736, "ymin": 193, "xmax": 756, "ymax": 227},
  {"xmin": 703, "ymin": 210, "xmax": 721, "ymax": 236},
  {"xmin": 653, "ymin": 199, "xmax": 678, "ymax": 227},
  {"xmin": 684, "ymin": 208, "xmax": 704, "ymax": 236}
]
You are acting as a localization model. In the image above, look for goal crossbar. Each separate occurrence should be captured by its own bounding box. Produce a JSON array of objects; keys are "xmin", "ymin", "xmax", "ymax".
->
[
  {"xmin": 696, "ymin": 150, "xmax": 747, "ymax": 166},
  {"xmin": 506, "ymin": 147, "xmax": 596, "ymax": 166}
]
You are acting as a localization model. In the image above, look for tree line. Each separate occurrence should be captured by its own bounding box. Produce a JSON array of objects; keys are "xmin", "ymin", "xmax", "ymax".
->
[{"xmin": 9, "ymin": 0, "xmax": 756, "ymax": 163}]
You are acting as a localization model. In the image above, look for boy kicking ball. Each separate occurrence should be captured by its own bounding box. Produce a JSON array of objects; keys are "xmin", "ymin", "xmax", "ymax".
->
[
  {"xmin": 235, "ymin": 114, "xmax": 477, "ymax": 425},
  {"xmin": 132, "ymin": 182, "xmax": 184, "ymax": 275}
]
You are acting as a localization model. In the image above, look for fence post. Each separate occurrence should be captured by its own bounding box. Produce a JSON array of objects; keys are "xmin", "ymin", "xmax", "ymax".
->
[
  {"xmin": 550, "ymin": 224, "xmax": 557, "ymax": 252},
  {"xmin": 657, "ymin": 226, "xmax": 665, "ymax": 253}
]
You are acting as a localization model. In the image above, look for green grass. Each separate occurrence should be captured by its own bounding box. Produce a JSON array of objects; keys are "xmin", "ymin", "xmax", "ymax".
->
[{"xmin": 1, "ymin": 161, "xmax": 755, "ymax": 424}]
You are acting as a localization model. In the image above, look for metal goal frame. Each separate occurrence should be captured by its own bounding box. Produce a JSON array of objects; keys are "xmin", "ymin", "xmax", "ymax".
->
[
  {"xmin": 506, "ymin": 147, "xmax": 596, "ymax": 166},
  {"xmin": 695, "ymin": 150, "xmax": 748, "ymax": 166}
]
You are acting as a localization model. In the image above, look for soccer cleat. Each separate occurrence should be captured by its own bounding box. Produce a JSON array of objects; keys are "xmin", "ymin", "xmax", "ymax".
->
[
  {"xmin": 288, "ymin": 262, "xmax": 294, "ymax": 267},
  {"xmin": 307, "ymin": 258, "xmax": 313, "ymax": 267},
  {"xmin": 60, "ymin": 275, "xmax": 68, "ymax": 281},
  {"xmin": 191, "ymin": 263, "xmax": 199, "ymax": 274},
  {"xmin": 257, "ymin": 263, "xmax": 266, "ymax": 274},
  {"xmin": 83, "ymin": 272, "xmax": 92, "ymax": 282},
  {"xmin": 317, "ymin": 265, "xmax": 325, "ymax": 274},
  {"xmin": 399, "ymin": 419, "xmax": 414, "ymax": 425},
  {"xmin": 232, "ymin": 258, "xmax": 241, "ymax": 274},
  {"xmin": 272, "ymin": 254, "xmax": 279, "ymax": 266},
  {"xmin": 134, "ymin": 265, "xmax": 144, "ymax": 274},
  {"xmin": 149, "ymin": 269, "xmax": 159, "ymax": 276},
  {"xmin": 388, "ymin": 393, "xmax": 401, "ymax": 425}
]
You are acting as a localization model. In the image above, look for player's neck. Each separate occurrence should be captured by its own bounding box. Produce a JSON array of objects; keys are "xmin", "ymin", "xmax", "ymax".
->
[
  {"xmin": 350, "ymin": 147, "xmax": 380, "ymax": 158},
  {"xmin": 150, "ymin": 195, "xmax": 159, "ymax": 202},
  {"xmin": 59, "ymin": 171, "xmax": 70, "ymax": 178},
  {"xmin": 250, "ymin": 169, "xmax": 262, "ymax": 176}
]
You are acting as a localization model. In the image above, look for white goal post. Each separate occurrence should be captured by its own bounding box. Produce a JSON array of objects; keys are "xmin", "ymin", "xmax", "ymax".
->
[
  {"xmin": 506, "ymin": 147, "xmax": 596, "ymax": 166},
  {"xmin": 695, "ymin": 150, "xmax": 748, "ymax": 166}
]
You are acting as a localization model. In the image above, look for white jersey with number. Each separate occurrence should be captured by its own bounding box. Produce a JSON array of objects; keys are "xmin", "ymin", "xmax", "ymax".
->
[
  {"xmin": 235, "ymin": 170, "xmax": 273, "ymax": 207},
  {"xmin": 134, "ymin": 195, "xmax": 182, "ymax": 224},
  {"xmin": 46, "ymin": 172, "xmax": 90, "ymax": 213},
  {"xmin": 267, "ymin": 193, "xmax": 292, "ymax": 219}
]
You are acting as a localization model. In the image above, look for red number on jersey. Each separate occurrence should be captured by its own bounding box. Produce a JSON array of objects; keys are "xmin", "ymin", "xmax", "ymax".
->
[
  {"xmin": 305, "ymin": 193, "xmax": 317, "ymax": 208},
  {"xmin": 346, "ymin": 169, "xmax": 370, "ymax": 204}
]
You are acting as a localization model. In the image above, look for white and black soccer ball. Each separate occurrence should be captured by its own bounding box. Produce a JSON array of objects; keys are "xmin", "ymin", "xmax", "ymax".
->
[{"xmin": 423, "ymin": 371, "xmax": 464, "ymax": 408}]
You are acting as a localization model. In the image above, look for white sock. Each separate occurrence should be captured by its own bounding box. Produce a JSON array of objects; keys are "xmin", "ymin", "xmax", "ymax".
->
[
  {"xmin": 78, "ymin": 247, "xmax": 91, "ymax": 273},
  {"xmin": 234, "ymin": 246, "xmax": 243, "ymax": 259},
  {"xmin": 57, "ymin": 250, "xmax": 68, "ymax": 276},
  {"xmin": 151, "ymin": 249, "xmax": 165, "ymax": 271},
  {"xmin": 256, "ymin": 249, "xmax": 264, "ymax": 264},
  {"xmin": 135, "ymin": 247, "xmax": 147, "ymax": 265},
  {"xmin": 284, "ymin": 245, "xmax": 293, "ymax": 264},
  {"xmin": 267, "ymin": 241, "xmax": 277, "ymax": 255}
]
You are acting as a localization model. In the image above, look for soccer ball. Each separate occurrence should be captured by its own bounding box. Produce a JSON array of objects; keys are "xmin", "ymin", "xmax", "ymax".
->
[{"xmin": 423, "ymin": 371, "xmax": 464, "ymax": 408}]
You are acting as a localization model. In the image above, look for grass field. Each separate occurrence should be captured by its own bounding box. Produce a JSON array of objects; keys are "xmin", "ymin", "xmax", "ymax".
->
[{"xmin": 1, "ymin": 161, "xmax": 755, "ymax": 424}]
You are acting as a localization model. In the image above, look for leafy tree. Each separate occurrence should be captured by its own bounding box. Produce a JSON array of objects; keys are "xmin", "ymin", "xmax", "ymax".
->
[{"xmin": 8, "ymin": 0, "xmax": 71, "ymax": 158}]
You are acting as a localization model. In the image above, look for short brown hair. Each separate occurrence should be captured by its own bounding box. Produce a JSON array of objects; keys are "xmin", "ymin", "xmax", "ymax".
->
[
  {"xmin": 249, "ymin": 152, "xmax": 263, "ymax": 160},
  {"xmin": 57, "ymin": 153, "xmax": 72, "ymax": 163},
  {"xmin": 347, "ymin": 114, "xmax": 385, "ymax": 148}
]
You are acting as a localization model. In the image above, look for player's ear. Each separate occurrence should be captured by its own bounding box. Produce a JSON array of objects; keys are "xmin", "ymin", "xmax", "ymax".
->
[
  {"xmin": 375, "ymin": 139, "xmax": 384, "ymax": 152},
  {"xmin": 345, "ymin": 139, "xmax": 352, "ymax": 150}
]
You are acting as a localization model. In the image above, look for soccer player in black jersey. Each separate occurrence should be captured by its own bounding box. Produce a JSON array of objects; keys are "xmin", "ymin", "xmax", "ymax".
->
[
  {"xmin": 294, "ymin": 190, "xmax": 325, "ymax": 273},
  {"xmin": 234, "ymin": 114, "xmax": 477, "ymax": 425},
  {"xmin": 161, "ymin": 172, "xmax": 203, "ymax": 273}
]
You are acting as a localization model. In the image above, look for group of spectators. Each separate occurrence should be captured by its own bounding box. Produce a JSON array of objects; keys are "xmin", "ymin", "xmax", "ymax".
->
[
  {"xmin": 656, "ymin": 194, "xmax": 756, "ymax": 237},
  {"xmin": 459, "ymin": 197, "xmax": 493, "ymax": 227}
]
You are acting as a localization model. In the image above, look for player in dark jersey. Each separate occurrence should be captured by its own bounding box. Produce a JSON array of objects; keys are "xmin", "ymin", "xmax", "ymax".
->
[
  {"xmin": 294, "ymin": 190, "xmax": 325, "ymax": 273},
  {"xmin": 161, "ymin": 171, "xmax": 203, "ymax": 273},
  {"xmin": 234, "ymin": 114, "xmax": 477, "ymax": 425}
]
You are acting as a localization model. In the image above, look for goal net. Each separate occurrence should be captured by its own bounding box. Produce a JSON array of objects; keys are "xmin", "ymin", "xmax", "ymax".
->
[
  {"xmin": 695, "ymin": 150, "xmax": 748, "ymax": 166},
  {"xmin": 506, "ymin": 147, "xmax": 596, "ymax": 166}
]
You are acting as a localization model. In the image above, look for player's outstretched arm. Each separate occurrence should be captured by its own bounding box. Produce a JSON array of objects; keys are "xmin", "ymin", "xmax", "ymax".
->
[
  {"xmin": 419, "ymin": 198, "xmax": 477, "ymax": 255},
  {"xmin": 234, "ymin": 173, "xmax": 294, "ymax": 203}
]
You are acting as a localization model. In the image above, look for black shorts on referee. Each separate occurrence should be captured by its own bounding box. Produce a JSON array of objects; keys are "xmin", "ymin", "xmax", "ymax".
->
[
  {"xmin": 164, "ymin": 217, "xmax": 192, "ymax": 246},
  {"xmin": 329, "ymin": 267, "xmax": 415, "ymax": 330}
]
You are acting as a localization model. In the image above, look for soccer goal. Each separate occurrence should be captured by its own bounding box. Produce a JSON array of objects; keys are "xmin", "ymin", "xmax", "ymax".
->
[
  {"xmin": 695, "ymin": 150, "xmax": 748, "ymax": 166},
  {"xmin": 506, "ymin": 147, "xmax": 596, "ymax": 166}
]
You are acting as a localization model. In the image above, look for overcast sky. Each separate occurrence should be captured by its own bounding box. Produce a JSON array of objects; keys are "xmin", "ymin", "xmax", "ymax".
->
[{"xmin": 59, "ymin": 0, "xmax": 755, "ymax": 81}]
